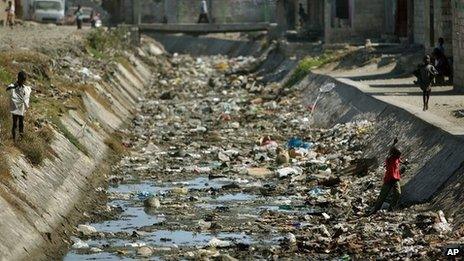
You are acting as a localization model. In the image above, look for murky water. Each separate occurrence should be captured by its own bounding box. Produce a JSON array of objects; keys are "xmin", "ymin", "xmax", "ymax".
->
[{"xmin": 65, "ymin": 172, "xmax": 297, "ymax": 260}]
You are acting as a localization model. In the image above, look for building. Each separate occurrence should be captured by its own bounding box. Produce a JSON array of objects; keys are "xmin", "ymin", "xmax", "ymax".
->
[
  {"xmin": 323, "ymin": 0, "xmax": 411, "ymax": 43},
  {"xmin": 105, "ymin": 0, "xmax": 277, "ymax": 25},
  {"xmin": 412, "ymin": 0, "xmax": 453, "ymax": 56},
  {"xmin": 275, "ymin": 0, "xmax": 409, "ymax": 43},
  {"xmin": 452, "ymin": 0, "xmax": 464, "ymax": 91},
  {"xmin": 411, "ymin": 0, "xmax": 462, "ymax": 91}
]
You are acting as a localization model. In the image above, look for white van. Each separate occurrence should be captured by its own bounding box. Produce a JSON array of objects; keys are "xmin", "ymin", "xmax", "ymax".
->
[{"xmin": 32, "ymin": 0, "xmax": 65, "ymax": 24}]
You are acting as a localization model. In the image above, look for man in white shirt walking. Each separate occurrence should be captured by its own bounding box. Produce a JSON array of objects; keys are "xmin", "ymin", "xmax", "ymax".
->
[{"xmin": 198, "ymin": 0, "xmax": 209, "ymax": 23}]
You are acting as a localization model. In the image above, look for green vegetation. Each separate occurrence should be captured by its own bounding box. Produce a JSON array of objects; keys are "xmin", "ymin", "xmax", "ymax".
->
[
  {"xmin": 0, "ymin": 90, "xmax": 56, "ymax": 166},
  {"xmin": 17, "ymin": 133, "xmax": 46, "ymax": 165},
  {"xmin": 38, "ymin": 125, "xmax": 55, "ymax": 143},
  {"xmin": 0, "ymin": 67, "xmax": 13, "ymax": 84},
  {"xmin": 104, "ymin": 133, "xmax": 127, "ymax": 156},
  {"xmin": 86, "ymin": 28, "xmax": 129, "ymax": 59},
  {"xmin": 0, "ymin": 152, "xmax": 11, "ymax": 182},
  {"xmin": 284, "ymin": 52, "xmax": 337, "ymax": 88},
  {"xmin": 51, "ymin": 117, "xmax": 89, "ymax": 156}
]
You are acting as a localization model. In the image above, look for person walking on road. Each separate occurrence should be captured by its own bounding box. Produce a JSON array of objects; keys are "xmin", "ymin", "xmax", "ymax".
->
[
  {"xmin": 74, "ymin": 5, "xmax": 84, "ymax": 29},
  {"xmin": 5, "ymin": 0, "xmax": 14, "ymax": 28},
  {"xmin": 6, "ymin": 71, "xmax": 32, "ymax": 141},
  {"xmin": 414, "ymin": 55, "xmax": 438, "ymax": 111},
  {"xmin": 198, "ymin": 0, "xmax": 209, "ymax": 23},
  {"xmin": 367, "ymin": 141, "xmax": 404, "ymax": 215}
]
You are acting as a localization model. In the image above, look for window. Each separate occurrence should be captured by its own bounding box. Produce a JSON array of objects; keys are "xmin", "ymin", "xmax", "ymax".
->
[{"xmin": 331, "ymin": 0, "xmax": 351, "ymax": 28}]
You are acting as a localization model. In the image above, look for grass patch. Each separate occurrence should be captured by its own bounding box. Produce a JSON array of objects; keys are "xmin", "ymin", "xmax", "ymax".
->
[
  {"xmin": 86, "ymin": 28, "xmax": 129, "ymax": 59},
  {"xmin": 0, "ymin": 67, "xmax": 14, "ymax": 84},
  {"xmin": 0, "ymin": 152, "xmax": 11, "ymax": 182},
  {"xmin": 17, "ymin": 133, "xmax": 46, "ymax": 165},
  {"xmin": 78, "ymin": 84, "xmax": 115, "ymax": 114},
  {"xmin": 284, "ymin": 52, "xmax": 338, "ymax": 88},
  {"xmin": 116, "ymin": 56, "xmax": 139, "ymax": 78},
  {"xmin": 0, "ymin": 92, "xmax": 13, "ymax": 142},
  {"xmin": 51, "ymin": 117, "xmax": 89, "ymax": 156},
  {"xmin": 0, "ymin": 88, "xmax": 55, "ymax": 166},
  {"xmin": 38, "ymin": 125, "xmax": 55, "ymax": 143},
  {"xmin": 104, "ymin": 133, "xmax": 127, "ymax": 156}
]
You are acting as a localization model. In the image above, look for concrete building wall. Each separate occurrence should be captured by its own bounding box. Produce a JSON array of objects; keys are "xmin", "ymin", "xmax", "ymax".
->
[
  {"xmin": 413, "ymin": 0, "xmax": 452, "ymax": 54},
  {"xmin": 122, "ymin": 0, "xmax": 277, "ymax": 24},
  {"xmin": 307, "ymin": 0, "xmax": 325, "ymax": 34},
  {"xmin": 325, "ymin": 0, "xmax": 387, "ymax": 43},
  {"xmin": 452, "ymin": 0, "xmax": 464, "ymax": 91},
  {"xmin": 413, "ymin": 0, "xmax": 427, "ymax": 45},
  {"xmin": 352, "ymin": 0, "xmax": 385, "ymax": 35},
  {"xmin": 435, "ymin": 0, "xmax": 453, "ymax": 56}
]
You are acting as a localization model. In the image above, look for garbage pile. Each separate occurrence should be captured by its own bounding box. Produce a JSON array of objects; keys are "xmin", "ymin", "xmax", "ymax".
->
[{"xmin": 68, "ymin": 53, "xmax": 463, "ymax": 260}]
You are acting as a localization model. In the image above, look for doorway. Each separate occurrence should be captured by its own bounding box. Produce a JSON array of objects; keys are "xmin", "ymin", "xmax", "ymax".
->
[{"xmin": 395, "ymin": 0, "xmax": 408, "ymax": 37}]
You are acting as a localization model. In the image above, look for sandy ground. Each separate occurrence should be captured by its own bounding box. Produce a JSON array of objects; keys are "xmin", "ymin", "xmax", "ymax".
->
[{"xmin": 0, "ymin": 24, "xmax": 88, "ymax": 51}]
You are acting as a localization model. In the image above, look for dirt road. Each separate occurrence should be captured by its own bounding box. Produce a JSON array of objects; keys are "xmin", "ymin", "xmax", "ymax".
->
[{"xmin": 0, "ymin": 24, "xmax": 86, "ymax": 51}]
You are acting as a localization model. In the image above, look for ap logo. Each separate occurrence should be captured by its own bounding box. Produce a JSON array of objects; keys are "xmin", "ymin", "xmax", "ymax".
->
[{"xmin": 444, "ymin": 245, "xmax": 463, "ymax": 257}]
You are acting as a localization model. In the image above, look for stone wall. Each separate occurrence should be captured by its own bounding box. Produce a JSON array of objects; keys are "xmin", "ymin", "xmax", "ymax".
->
[{"xmin": 452, "ymin": 0, "xmax": 464, "ymax": 91}]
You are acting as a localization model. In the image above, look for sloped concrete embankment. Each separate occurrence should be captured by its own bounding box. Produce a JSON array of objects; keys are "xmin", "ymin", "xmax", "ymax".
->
[
  {"xmin": 296, "ymin": 72, "xmax": 464, "ymax": 224},
  {"xmin": 0, "ymin": 41, "xmax": 163, "ymax": 260}
]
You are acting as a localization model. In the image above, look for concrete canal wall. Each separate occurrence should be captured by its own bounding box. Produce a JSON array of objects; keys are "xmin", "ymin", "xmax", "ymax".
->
[{"xmin": 0, "ymin": 38, "xmax": 163, "ymax": 261}]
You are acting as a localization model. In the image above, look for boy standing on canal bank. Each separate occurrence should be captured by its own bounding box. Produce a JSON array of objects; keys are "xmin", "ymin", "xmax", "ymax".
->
[
  {"xmin": 367, "ymin": 141, "xmax": 403, "ymax": 215},
  {"xmin": 414, "ymin": 55, "xmax": 438, "ymax": 111},
  {"xmin": 6, "ymin": 71, "xmax": 32, "ymax": 141}
]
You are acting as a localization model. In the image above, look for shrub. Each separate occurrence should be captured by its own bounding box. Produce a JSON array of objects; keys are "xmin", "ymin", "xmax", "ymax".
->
[
  {"xmin": 104, "ymin": 134, "xmax": 127, "ymax": 156},
  {"xmin": 17, "ymin": 133, "xmax": 46, "ymax": 165},
  {"xmin": 86, "ymin": 28, "xmax": 129, "ymax": 59},
  {"xmin": 0, "ymin": 152, "xmax": 11, "ymax": 181},
  {"xmin": 51, "ymin": 117, "xmax": 89, "ymax": 156},
  {"xmin": 0, "ymin": 94, "xmax": 12, "ymax": 141},
  {"xmin": 284, "ymin": 52, "xmax": 337, "ymax": 88},
  {"xmin": 0, "ymin": 66, "xmax": 13, "ymax": 84},
  {"xmin": 38, "ymin": 125, "xmax": 55, "ymax": 143}
]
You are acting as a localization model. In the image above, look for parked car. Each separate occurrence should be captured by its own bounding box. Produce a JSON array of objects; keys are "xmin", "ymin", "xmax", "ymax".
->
[
  {"xmin": 65, "ymin": 6, "xmax": 92, "ymax": 25},
  {"xmin": 32, "ymin": 0, "xmax": 65, "ymax": 24}
]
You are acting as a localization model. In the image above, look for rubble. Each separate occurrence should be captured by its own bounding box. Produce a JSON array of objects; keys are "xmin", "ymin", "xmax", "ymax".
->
[{"xmin": 67, "ymin": 51, "xmax": 462, "ymax": 260}]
